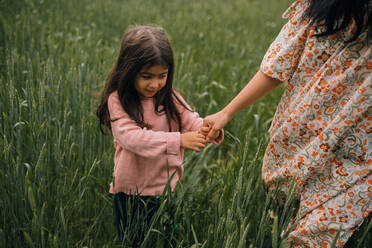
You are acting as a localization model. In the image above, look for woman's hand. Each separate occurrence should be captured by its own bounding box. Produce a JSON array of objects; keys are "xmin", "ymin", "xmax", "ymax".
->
[
  {"xmin": 203, "ymin": 110, "xmax": 231, "ymax": 142},
  {"xmin": 198, "ymin": 126, "xmax": 211, "ymax": 137},
  {"xmin": 181, "ymin": 131, "xmax": 207, "ymax": 152}
]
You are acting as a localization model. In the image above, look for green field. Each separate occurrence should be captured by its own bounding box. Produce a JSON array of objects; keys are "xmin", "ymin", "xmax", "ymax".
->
[{"xmin": 1, "ymin": 0, "xmax": 371, "ymax": 247}]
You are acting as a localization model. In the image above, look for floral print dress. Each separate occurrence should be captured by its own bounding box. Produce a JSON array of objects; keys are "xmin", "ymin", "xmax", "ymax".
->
[{"xmin": 260, "ymin": 0, "xmax": 372, "ymax": 247}]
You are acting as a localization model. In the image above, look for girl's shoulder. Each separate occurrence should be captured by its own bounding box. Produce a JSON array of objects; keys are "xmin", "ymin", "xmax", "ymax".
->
[
  {"xmin": 172, "ymin": 89, "xmax": 185, "ymax": 102},
  {"xmin": 108, "ymin": 90, "xmax": 119, "ymax": 102},
  {"xmin": 172, "ymin": 89, "xmax": 192, "ymax": 112},
  {"xmin": 108, "ymin": 91, "xmax": 127, "ymax": 120},
  {"xmin": 108, "ymin": 91, "xmax": 120, "ymax": 112}
]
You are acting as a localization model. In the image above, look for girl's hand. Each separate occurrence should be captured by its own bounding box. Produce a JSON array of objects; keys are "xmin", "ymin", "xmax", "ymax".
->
[
  {"xmin": 181, "ymin": 131, "xmax": 207, "ymax": 152},
  {"xmin": 203, "ymin": 110, "xmax": 231, "ymax": 142},
  {"xmin": 199, "ymin": 126, "xmax": 222, "ymax": 144}
]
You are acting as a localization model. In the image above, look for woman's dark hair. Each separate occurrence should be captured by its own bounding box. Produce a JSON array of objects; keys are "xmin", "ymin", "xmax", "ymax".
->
[
  {"xmin": 96, "ymin": 25, "xmax": 189, "ymax": 133},
  {"xmin": 304, "ymin": 0, "xmax": 372, "ymax": 41}
]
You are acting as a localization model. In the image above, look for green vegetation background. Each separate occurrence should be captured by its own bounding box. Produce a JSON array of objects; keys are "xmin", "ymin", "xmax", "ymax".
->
[{"xmin": 1, "ymin": 0, "xmax": 370, "ymax": 247}]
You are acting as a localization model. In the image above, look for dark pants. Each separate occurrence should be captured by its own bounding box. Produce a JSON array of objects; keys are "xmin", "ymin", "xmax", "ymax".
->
[{"xmin": 114, "ymin": 192, "xmax": 161, "ymax": 246}]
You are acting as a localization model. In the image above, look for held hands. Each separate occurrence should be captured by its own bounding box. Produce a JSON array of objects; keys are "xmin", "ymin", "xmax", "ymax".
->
[
  {"xmin": 198, "ymin": 126, "xmax": 212, "ymax": 137},
  {"xmin": 180, "ymin": 125, "xmax": 221, "ymax": 152},
  {"xmin": 203, "ymin": 110, "xmax": 230, "ymax": 142}
]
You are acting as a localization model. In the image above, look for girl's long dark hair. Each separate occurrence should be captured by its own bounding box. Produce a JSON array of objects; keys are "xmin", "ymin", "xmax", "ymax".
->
[
  {"xmin": 96, "ymin": 26, "xmax": 189, "ymax": 133},
  {"xmin": 304, "ymin": 0, "xmax": 372, "ymax": 41}
]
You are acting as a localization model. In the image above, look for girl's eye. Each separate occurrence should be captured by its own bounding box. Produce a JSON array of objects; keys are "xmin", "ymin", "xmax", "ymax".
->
[{"xmin": 142, "ymin": 75, "xmax": 152, "ymax": 80}]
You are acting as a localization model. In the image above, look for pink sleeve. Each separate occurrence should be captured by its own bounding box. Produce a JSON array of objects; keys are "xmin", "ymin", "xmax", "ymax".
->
[
  {"xmin": 108, "ymin": 92, "xmax": 181, "ymax": 158},
  {"xmin": 260, "ymin": 0, "xmax": 309, "ymax": 83}
]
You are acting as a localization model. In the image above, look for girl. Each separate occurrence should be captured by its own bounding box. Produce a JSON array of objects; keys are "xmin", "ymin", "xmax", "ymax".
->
[
  {"xmin": 96, "ymin": 26, "xmax": 223, "ymax": 245},
  {"xmin": 204, "ymin": 0, "xmax": 371, "ymax": 247}
]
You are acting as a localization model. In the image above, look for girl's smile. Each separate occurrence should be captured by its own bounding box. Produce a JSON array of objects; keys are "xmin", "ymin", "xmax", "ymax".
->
[{"xmin": 135, "ymin": 65, "xmax": 168, "ymax": 98}]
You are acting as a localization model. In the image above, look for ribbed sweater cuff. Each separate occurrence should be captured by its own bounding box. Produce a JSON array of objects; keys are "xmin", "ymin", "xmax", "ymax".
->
[{"xmin": 166, "ymin": 132, "xmax": 181, "ymax": 155}]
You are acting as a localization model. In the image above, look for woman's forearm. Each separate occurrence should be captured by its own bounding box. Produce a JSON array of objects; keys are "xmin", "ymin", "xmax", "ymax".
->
[
  {"xmin": 204, "ymin": 70, "xmax": 283, "ymax": 141},
  {"xmin": 221, "ymin": 70, "xmax": 282, "ymax": 119}
]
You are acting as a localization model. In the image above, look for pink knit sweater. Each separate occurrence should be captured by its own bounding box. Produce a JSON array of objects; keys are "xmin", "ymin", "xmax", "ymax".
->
[{"xmin": 108, "ymin": 91, "xmax": 223, "ymax": 196}]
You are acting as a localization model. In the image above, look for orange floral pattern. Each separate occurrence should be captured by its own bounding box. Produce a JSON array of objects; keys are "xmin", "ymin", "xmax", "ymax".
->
[{"xmin": 260, "ymin": 0, "xmax": 372, "ymax": 247}]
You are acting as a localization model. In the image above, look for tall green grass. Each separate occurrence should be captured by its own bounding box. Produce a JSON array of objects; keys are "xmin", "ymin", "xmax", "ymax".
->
[{"xmin": 1, "ymin": 0, "xmax": 371, "ymax": 247}]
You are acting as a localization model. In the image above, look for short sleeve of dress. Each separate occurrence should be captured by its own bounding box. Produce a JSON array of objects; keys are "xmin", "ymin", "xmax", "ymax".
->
[{"xmin": 260, "ymin": 0, "xmax": 310, "ymax": 83}]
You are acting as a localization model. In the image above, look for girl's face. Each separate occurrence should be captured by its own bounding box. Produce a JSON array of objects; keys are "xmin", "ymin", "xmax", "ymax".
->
[{"xmin": 135, "ymin": 64, "xmax": 168, "ymax": 98}]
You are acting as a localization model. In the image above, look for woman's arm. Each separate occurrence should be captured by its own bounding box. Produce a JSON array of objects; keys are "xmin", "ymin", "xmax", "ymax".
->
[{"xmin": 204, "ymin": 70, "xmax": 282, "ymax": 141}]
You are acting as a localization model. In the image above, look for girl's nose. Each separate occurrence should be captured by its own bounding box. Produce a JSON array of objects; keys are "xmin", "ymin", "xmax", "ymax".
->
[{"xmin": 149, "ymin": 79, "xmax": 161, "ymax": 88}]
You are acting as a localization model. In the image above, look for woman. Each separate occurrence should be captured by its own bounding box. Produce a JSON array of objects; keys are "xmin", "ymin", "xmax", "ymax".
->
[{"xmin": 204, "ymin": 0, "xmax": 371, "ymax": 246}]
